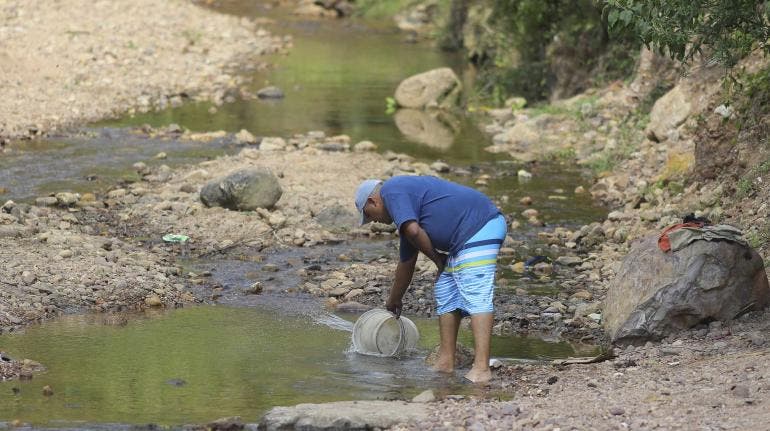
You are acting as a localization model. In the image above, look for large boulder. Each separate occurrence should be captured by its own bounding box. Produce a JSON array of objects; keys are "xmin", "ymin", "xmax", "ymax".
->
[
  {"xmin": 199, "ymin": 168, "xmax": 282, "ymax": 211},
  {"xmin": 394, "ymin": 68, "xmax": 462, "ymax": 109},
  {"xmin": 260, "ymin": 400, "xmax": 428, "ymax": 431},
  {"xmin": 645, "ymin": 85, "xmax": 693, "ymax": 142},
  {"xmin": 604, "ymin": 235, "xmax": 770, "ymax": 344}
]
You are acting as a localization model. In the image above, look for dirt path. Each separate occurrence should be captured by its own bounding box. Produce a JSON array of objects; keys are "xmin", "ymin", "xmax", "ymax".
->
[{"xmin": 0, "ymin": 0, "xmax": 285, "ymax": 141}]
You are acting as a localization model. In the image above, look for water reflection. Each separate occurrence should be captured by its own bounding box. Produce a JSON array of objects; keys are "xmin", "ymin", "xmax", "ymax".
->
[{"xmin": 393, "ymin": 109, "xmax": 460, "ymax": 150}]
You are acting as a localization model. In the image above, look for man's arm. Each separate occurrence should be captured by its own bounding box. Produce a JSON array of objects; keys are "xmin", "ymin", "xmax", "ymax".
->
[
  {"xmin": 400, "ymin": 220, "xmax": 446, "ymax": 272},
  {"xmin": 386, "ymin": 252, "xmax": 417, "ymax": 317}
]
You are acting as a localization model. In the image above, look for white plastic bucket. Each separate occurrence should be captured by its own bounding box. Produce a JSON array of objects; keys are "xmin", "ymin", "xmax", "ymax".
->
[{"xmin": 351, "ymin": 309, "xmax": 419, "ymax": 357}]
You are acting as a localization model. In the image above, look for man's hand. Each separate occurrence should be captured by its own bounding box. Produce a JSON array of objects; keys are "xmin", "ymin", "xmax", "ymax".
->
[
  {"xmin": 434, "ymin": 253, "xmax": 447, "ymax": 282},
  {"xmin": 386, "ymin": 298, "xmax": 403, "ymax": 318},
  {"xmin": 386, "ymin": 251, "xmax": 416, "ymax": 320}
]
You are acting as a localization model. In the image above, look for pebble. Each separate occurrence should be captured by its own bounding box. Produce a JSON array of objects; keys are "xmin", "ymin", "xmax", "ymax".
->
[
  {"xmin": 430, "ymin": 161, "xmax": 450, "ymax": 172},
  {"xmin": 21, "ymin": 271, "xmax": 36, "ymax": 285},
  {"xmin": 555, "ymin": 256, "xmax": 582, "ymax": 266},
  {"xmin": 570, "ymin": 290, "xmax": 593, "ymax": 300},
  {"xmin": 609, "ymin": 406, "xmax": 625, "ymax": 416},
  {"xmin": 328, "ymin": 287, "xmax": 349, "ymax": 297},
  {"xmin": 246, "ymin": 282, "xmax": 263, "ymax": 294},
  {"xmin": 353, "ymin": 141, "xmax": 377, "ymax": 152},
  {"xmin": 412, "ymin": 389, "xmax": 436, "ymax": 403},
  {"xmin": 144, "ymin": 294, "xmax": 163, "ymax": 307}
]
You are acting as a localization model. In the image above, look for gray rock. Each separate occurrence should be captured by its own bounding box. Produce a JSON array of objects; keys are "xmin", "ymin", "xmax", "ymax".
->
[
  {"xmin": 714, "ymin": 104, "xmax": 734, "ymax": 119},
  {"xmin": 234, "ymin": 129, "xmax": 259, "ymax": 145},
  {"xmin": 370, "ymin": 222, "xmax": 396, "ymax": 233},
  {"xmin": 574, "ymin": 301, "xmax": 601, "ymax": 317},
  {"xmin": 328, "ymin": 287, "xmax": 349, "ymax": 297},
  {"xmin": 604, "ymin": 235, "xmax": 770, "ymax": 344},
  {"xmin": 256, "ymin": 86, "xmax": 285, "ymax": 99},
  {"xmin": 315, "ymin": 142, "xmax": 349, "ymax": 152},
  {"xmin": 646, "ymin": 85, "xmax": 692, "ymax": 142},
  {"xmin": 394, "ymin": 68, "xmax": 461, "ymax": 109},
  {"xmin": 55, "ymin": 192, "xmax": 80, "ymax": 206},
  {"xmin": 207, "ymin": 416, "xmax": 244, "ymax": 431},
  {"xmin": 259, "ymin": 401, "xmax": 428, "ymax": 431},
  {"xmin": 21, "ymin": 271, "xmax": 36, "ymax": 285},
  {"xmin": 259, "ymin": 137, "xmax": 287, "ymax": 151},
  {"xmin": 556, "ymin": 256, "xmax": 582, "ymax": 266},
  {"xmin": 412, "ymin": 389, "xmax": 435, "ymax": 403},
  {"xmin": 200, "ymin": 168, "xmax": 282, "ymax": 211},
  {"xmin": 0, "ymin": 225, "xmax": 28, "ymax": 238},
  {"xmin": 430, "ymin": 161, "xmax": 450, "ymax": 172},
  {"xmin": 352, "ymin": 141, "xmax": 377, "ymax": 152}
]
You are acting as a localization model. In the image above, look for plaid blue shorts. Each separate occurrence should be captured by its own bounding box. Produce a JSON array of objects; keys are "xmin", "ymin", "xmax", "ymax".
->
[{"xmin": 434, "ymin": 214, "xmax": 506, "ymax": 316}]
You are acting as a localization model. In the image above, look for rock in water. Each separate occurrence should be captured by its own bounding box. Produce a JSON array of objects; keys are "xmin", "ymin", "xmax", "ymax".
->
[
  {"xmin": 256, "ymin": 86, "xmax": 284, "ymax": 99},
  {"xmin": 200, "ymin": 168, "xmax": 282, "ymax": 211},
  {"xmin": 394, "ymin": 68, "xmax": 462, "ymax": 109}
]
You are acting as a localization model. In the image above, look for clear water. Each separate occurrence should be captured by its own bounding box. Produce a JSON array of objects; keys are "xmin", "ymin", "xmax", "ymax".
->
[
  {"xmin": 0, "ymin": 306, "xmax": 587, "ymax": 427},
  {"xmin": 106, "ymin": 4, "xmax": 494, "ymax": 163}
]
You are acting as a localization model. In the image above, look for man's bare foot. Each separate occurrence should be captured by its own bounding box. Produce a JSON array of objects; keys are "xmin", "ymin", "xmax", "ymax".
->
[
  {"xmin": 432, "ymin": 358, "xmax": 454, "ymax": 373},
  {"xmin": 464, "ymin": 367, "xmax": 491, "ymax": 383}
]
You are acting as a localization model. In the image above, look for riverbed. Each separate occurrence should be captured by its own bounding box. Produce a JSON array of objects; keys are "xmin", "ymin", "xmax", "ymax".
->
[{"xmin": 0, "ymin": 1, "xmax": 607, "ymax": 428}]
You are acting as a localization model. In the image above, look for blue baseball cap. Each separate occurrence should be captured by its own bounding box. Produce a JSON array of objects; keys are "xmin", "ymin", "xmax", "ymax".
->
[{"xmin": 355, "ymin": 179, "xmax": 382, "ymax": 225}]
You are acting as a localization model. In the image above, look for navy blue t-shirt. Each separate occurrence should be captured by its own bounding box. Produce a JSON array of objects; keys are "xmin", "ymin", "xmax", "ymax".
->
[{"xmin": 380, "ymin": 176, "xmax": 501, "ymax": 261}]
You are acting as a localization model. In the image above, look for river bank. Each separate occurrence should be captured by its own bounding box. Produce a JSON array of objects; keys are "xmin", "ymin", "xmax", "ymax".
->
[{"xmin": 0, "ymin": 0, "xmax": 286, "ymax": 142}]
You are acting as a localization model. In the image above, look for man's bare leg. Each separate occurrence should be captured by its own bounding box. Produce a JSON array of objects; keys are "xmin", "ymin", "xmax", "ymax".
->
[
  {"xmin": 465, "ymin": 312, "xmax": 493, "ymax": 383},
  {"xmin": 434, "ymin": 310, "xmax": 462, "ymax": 373}
]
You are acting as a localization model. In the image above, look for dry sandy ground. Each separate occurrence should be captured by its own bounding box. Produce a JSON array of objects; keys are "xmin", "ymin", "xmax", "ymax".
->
[
  {"xmin": 0, "ymin": 0, "xmax": 285, "ymax": 141},
  {"xmin": 395, "ymin": 310, "xmax": 770, "ymax": 430}
]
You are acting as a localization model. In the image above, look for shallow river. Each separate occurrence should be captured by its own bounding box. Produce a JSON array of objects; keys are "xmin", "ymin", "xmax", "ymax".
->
[{"xmin": 0, "ymin": 2, "xmax": 606, "ymax": 428}]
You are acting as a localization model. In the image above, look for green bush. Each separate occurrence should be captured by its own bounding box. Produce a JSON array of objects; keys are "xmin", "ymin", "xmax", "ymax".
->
[
  {"xmin": 475, "ymin": 0, "xmax": 639, "ymax": 103},
  {"xmin": 606, "ymin": 0, "xmax": 770, "ymax": 68}
]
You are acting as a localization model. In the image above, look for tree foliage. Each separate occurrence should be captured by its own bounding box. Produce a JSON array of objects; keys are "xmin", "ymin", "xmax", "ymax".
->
[
  {"xmin": 474, "ymin": 0, "xmax": 638, "ymax": 102},
  {"xmin": 605, "ymin": 0, "xmax": 770, "ymax": 67}
]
